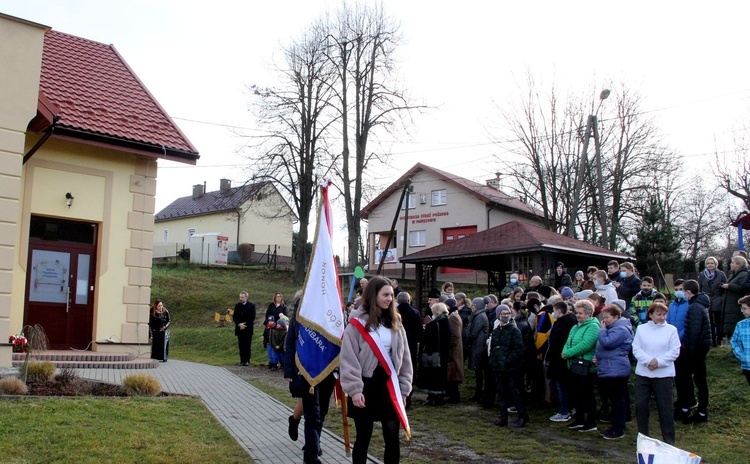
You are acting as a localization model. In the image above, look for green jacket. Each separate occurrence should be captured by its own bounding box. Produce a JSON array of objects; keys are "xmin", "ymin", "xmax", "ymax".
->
[
  {"xmin": 562, "ymin": 317, "xmax": 600, "ymax": 373},
  {"xmin": 489, "ymin": 321, "xmax": 524, "ymax": 373}
]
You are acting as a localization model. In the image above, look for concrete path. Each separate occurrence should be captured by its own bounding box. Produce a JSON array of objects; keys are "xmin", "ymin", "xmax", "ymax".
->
[{"xmin": 75, "ymin": 360, "xmax": 381, "ymax": 464}]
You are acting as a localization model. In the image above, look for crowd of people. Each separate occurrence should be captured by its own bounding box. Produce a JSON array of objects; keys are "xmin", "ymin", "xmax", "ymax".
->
[
  {"xmin": 388, "ymin": 254, "xmax": 750, "ymax": 447},
  {"xmin": 213, "ymin": 251, "xmax": 750, "ymax": 463}
]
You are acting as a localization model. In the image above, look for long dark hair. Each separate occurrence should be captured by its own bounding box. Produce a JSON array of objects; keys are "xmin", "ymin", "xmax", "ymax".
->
[
  {"xmin": 151, "ymin": 299, "xmax": 163, "ymax": 317},
  {"xmin": 361, "ymin": 276, "xmax": 401, "ymax": 331}
]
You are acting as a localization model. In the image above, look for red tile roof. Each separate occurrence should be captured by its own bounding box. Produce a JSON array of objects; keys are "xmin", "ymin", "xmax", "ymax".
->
[
  {"xmin": 401, "ymin": 220, "xmax": 630, "ymax": 263},
  {"xmin": 37, "ymin": 30, "xmax": 198, "ymax": 162},
  {"xmin": 360, "ymin": 162, "xmax": 544, "ymax": 220}
]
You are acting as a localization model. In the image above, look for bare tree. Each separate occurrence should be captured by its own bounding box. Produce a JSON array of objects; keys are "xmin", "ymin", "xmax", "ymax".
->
[
  {"xmin": 247, "ymin": 28, "xmax": 338, "ymax": 282},
  {"xmin": 674, "ymin": 176, "xmax": 729, "ymax": 269},
  {"xmin": 325, "ymin": 2, "xmax": 420, "ymax": 269},
  {"xmin": 495, "ymin": 73, "xmax": 587, "ymax": 234},
  {"xmin": 715, "ymin": 122, "xmax": 750, "ymax": 211},
  {"xmin": 496, "ymin": 78, "xmax": 681, "ymax": 252}
]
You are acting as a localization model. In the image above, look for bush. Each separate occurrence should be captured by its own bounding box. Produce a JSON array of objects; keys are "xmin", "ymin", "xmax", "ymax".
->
[
  {"xmin": 237, "ymin": 243, "xmax": 255, "ymax": 263},
  {"xmin": 0, "ymin": 377, "xmax": 28, "ymax": 395},
  {"xmin": 25, "ymin": 361, "xmax": 56, "ymax": 383},
  {"xmin": 122, "ymin": 373, "xmax": 162, "ymax": 396}
]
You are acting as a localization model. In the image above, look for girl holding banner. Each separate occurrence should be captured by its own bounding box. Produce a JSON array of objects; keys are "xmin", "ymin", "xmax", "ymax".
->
[{"xmin": 340, "ymin": 276, "xmax": 413, "ymax": 464}]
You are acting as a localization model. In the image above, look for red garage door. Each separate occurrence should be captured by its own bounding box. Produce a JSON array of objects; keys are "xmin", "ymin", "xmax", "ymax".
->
[{"xmin": 441, "ymin": 226, "xmax": 477, "ymax": 274}]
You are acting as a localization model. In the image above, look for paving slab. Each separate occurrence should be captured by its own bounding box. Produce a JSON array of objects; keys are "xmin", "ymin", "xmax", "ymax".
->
[{"xmin": 75, "ymin": 360, "xmax": 382, "ymax": 464}]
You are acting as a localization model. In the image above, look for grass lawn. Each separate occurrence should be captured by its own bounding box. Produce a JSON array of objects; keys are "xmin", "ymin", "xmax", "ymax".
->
[{"xmin": 0, "ymin": 397, "xmax": 249, "ymax": 463}]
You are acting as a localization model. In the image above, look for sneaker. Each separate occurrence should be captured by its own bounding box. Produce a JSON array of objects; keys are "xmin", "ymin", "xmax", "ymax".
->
[
  {"xmin": 507, "ymin": 406, "xmax": 517, "ymax": 413},
  {"xmin": 568, "ymin": 422, "xmax": 585, "ymax": 430},
  {"xmin": 602, "ymin": 430, "xmax": 625, "ymax": 440},
  {"xmin": 579, "ymin": 425, "xmax": 598, "ymax": 432},
  {"xmin": 550, "ymin": 413, "xmax": 572, "ymax": 422},
  {"xmin": 510, "ymin": 417, "xmax": 529, "ymax": 428}
]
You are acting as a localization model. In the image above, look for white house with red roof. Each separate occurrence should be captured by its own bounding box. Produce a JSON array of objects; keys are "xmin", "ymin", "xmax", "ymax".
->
[
  {"xmin": 0, "ymin": 14, "xmax": 198, "ymax": 365},
  {"xmin": 360, "ymin": 162, "xmax": 547, "ymax": 279}
]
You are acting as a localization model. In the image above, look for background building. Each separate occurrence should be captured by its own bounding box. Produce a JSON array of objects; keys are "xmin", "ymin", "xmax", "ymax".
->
[{"xmin": 154, "ymin": 179, "xmax": 294, "ymax": 264}]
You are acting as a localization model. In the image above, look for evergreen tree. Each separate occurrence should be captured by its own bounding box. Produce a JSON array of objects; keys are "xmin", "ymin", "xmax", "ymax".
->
[{"xmin": 633, "ymin": 198, "xmax": 682, "ymax": 286}]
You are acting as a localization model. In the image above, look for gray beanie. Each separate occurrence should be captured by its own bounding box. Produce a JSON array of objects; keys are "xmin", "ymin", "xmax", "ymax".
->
[
  {"xmin": 472, "ymin": 297, "xmax": 486, "ymax": 311},
  {"xmin": 496, "ymin": 304, "xmax": 511, "ymax": 318},
  {"xmin": 612, "ymin": 299, "xmax": 627, "ymax": 313}
]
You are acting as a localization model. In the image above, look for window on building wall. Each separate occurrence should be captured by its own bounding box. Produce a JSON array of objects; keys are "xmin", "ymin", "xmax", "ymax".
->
[
  {"xmin": 431, "ymin": 189, "xmax": 447, "ymax": 206},
  {"xmin": 163, "ymin": 229, "xmax": 169, "ymax": 243},
  {"xmin": 409, "ymin": 230, "xmax": 426, "ymax": 247},
  {"xmin": 401, "ymin": 193, "xmax": 416, "ymax": 210},
  {"xmin": 187, "ymin": 228, "xmax": 196, "ymax": 244}
]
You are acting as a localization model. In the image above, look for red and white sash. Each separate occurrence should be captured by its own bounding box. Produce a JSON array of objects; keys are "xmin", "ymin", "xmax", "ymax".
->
[{"xmin": 349, "ymin": 317, "xmax": 411, "ymax": 440}]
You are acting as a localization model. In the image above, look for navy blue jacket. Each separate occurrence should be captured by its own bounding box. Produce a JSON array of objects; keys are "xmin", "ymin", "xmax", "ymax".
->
[{"xmin": 595, "ymin": 316, "xmax": 633, "ymax": 378}]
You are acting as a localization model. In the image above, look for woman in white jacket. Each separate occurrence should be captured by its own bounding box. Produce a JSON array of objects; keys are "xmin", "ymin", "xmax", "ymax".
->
[{"xmin": 632, "ymin": 302, "xmax": 681, "ymax": 445}]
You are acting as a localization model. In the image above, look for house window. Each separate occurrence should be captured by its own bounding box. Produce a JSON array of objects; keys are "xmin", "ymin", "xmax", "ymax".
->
[
  {"xmin": 431, "ymin": 189, "xmax": 447, "ymax": 206},
  {"xmin": 162, "ymin": 229, "xmax": 169, "ymax": 242},
  {"xmin": 409, "ymin": 230, "xmax": 426, "ymax": 247},
  {"xmin": 187, "ymin": 228, "xmax": 196, "ymax": 243},
  {"xmin": 401, "ymin": 193, "xmax": 416, "ymax": 210}
]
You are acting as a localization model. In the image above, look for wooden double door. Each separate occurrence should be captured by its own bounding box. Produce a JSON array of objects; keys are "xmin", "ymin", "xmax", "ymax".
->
[{"xmin": 24, "ymin": 216, "xmax": 97, "ymax": 350}]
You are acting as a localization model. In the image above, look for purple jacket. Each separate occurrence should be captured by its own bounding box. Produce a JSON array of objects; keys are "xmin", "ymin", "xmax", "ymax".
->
[{"xmin": 595, "ymin": 316, "xmax": 633, "ymax": 378}]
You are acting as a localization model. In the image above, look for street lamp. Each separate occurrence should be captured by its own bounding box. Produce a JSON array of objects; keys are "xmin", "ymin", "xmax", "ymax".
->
[{"xmin": 568, "ymin": 88, "xmax": 610, "ymax": 248}]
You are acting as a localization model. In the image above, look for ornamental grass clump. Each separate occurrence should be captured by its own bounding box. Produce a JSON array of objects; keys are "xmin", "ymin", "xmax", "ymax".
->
[
  {"xmin": 123, "ymin": 373, "xmax": 161, "ymax": 396},
  {"xmin": 25, "ymin": 360, "xmax": 56, "ymax": 383},
  {"xmin": 0, "ymin": 377, "xmax": 28, "ymax": 395}
]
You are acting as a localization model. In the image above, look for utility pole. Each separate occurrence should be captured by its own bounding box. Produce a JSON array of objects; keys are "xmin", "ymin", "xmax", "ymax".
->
[
  {"xmin": 567, "ymin": 115, "xmax": 593, "ymax": 238},
  {"xmin": 592, "ymin": 117, "xmax": 608, "ymax": 249},
  {"xmin": 401, "ymin": 183, "xmax": 413, "ymax": 279}
]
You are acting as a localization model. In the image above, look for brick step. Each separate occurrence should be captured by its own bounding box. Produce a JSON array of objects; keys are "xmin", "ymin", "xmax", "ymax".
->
[
  {"xmin": 12, "ymin": 359, "xmax": 159, "ymax": 369},
  {"xmin": 11, "ymin": 351, "xmax": 157, "ymax": 369}
]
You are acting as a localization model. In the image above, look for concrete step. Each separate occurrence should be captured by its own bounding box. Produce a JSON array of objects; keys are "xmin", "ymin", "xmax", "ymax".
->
[{"xmin": 11, "ymin": 351, "xmax": 158, "ymax": 369}]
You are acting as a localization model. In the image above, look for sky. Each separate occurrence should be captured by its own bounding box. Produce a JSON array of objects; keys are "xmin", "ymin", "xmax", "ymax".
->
[{"xmin": 3, "ymin": 0, "xmax": 749, "ymax": 255}]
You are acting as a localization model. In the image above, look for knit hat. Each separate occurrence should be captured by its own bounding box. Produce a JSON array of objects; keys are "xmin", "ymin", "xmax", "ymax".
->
[
  {"xmin": 537, "ymin": 285, "xmax": 554, "ymax": 300},
  {"xmin": 444, "ymin": 298, "xmax": 457, "ymax": 309},
  {"xmin": 496, "ymin": 304, "xmax": 511, "ymax": 318},
  {"xmin": 556, "ymin": 261, "xmax": 565, "ymax": 269},
  {"xmin": 575, "ymin": 270, "xmax": 584, "ymax": 277},
  {"xmin": 428, "ymin": 288, "xmax": 441, "ymax": 299},
  {"xmin": 471, "ymin": 297, "xmax": 486, "ymax": 311},
  {"xmin": 526, "ymin": 297, "xmax": 541, "ymax": 312},
  {"xmin": 575, "ymin": 289, "xmax": 593, "ymax": 300},
  {"xmin": 612, "ymin": 299, "xmax": 627, "ymax": 313},
  {"xmin": 560, "ymin": 286, "xmax": 574, "ymax": 299}
]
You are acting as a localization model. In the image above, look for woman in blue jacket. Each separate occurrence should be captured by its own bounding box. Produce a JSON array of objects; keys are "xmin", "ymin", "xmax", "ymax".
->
[{"xmin": 593, "ymin": 304, "xmax": 633, "ymax": 440}]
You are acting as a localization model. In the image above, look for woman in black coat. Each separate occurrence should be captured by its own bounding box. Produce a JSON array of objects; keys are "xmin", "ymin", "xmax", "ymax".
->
[
  {"xmin": 149, "ymin": 299, "xmax": 171, "ymax": 362},
  {"xmin": 417, "ymin": 302, "xmax": 452, "ymax": 406},
  {"xmin": 697, "ymin": 256, "xmax": 727, "ymax": 346},
  {"xmin": 721, "ymin": 256, "xmax": 749, "ymax": 340}
]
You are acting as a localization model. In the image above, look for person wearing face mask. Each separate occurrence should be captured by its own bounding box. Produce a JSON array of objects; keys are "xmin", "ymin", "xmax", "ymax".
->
[
  {"xmin": 500, "ymin": 273, "xmax": 525, "ymax": 300},
  {"xmin": 631, "ymin": 277, "xmax": 658, "ymax": 326},
  {"xmin": 616, "ymin": 262, "xmax": 641, "ymax": 310},
  {"xmin": 489, "ymin": 306, "xmax": 528, "ymax": 427},
  {"xmin": 591, "ymin": 270, "xmax": 618, "ymax": 307},
  {"xmin": 666, "ymin": 280, "xmax": 689, "ymax": 339}
]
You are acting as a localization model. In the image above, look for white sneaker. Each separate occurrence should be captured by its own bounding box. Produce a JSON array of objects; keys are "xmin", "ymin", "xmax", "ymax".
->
[
  {"xmin": 507, "ymin": 406, "xmax": 517, "ymax": 413},
  {"xmin": 550, "ymin": 413, "xmax": 572, "ymax": 422}
]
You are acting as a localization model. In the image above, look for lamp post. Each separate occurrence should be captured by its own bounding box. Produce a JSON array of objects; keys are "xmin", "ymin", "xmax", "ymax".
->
[{"xmin": 567, "ymin": 89, "xmax": 610, "ymax": 248}]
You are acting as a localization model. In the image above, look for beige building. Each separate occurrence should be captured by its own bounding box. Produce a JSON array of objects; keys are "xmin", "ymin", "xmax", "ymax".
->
[
  {"xmin": 360, "ymin": 163, "xmax": 546, "ymax": 277},
  {"xmin": 0, "ymin": 15, "xmax": 198, "ymax": 366},
  {"xmin": 154, "ymin": 180, "xmax": 294, "ymax": 261}
]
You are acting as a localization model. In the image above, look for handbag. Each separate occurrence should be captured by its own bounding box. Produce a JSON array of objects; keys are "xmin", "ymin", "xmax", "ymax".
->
[
  {"xmin": 421, "ymin": 351, "xmax": 441, "ymax": 368},
  {"xmin": 569, "ymin": 358, "xmax": 592, "ymax": 376}
]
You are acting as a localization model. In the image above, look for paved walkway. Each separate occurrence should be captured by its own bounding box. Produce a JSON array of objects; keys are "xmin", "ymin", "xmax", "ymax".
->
[{"xmin": 75, "ymin": 360, "xmax": 381, "ymax": 464}]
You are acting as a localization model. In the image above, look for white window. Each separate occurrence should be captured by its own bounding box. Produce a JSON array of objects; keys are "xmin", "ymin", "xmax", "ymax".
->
[
  {"xmin": 431, "ymin": 189, "xmax": 447, "ymax": 206},
  {"xmin": 162, "ymin": 229, "xmax": 169, "ymax": 242},
  {"xmin": 409, "ymin": 230, "xmax": 426, "ymax": 247},
  {"xmin": 187, "ymin": 228, "xmax": 196, "ymax": 243},
  {"xmin": 401, "ymin": 193, "xmax": 416, "ymax": 210}
]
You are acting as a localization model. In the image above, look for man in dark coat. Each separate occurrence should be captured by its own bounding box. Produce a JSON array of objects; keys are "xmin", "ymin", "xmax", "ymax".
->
[
  {"xmin": 396, "ymin": 291, "xmax": 422, "ymax": 408},
  {"xmin": 676, "ymin": 280, "xmax": 712, "ymax": 424},
  {"xmin": 233, "ymin": 291, "xmax": 256, "ymax": 366},
  {"xmin": 551, "ymin": 262, "xmax": 573, "ymax": 291},
  {"xmin": 467, "ymin": 297, "xmax": 489, "ymax": 402},
  {"xmin": 616, "ymin": 262, "xmax": 641, "ymax": 311},
  {"xmin": 489, "ymin": 306, "xmax": 527, "ymax": 427}
]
